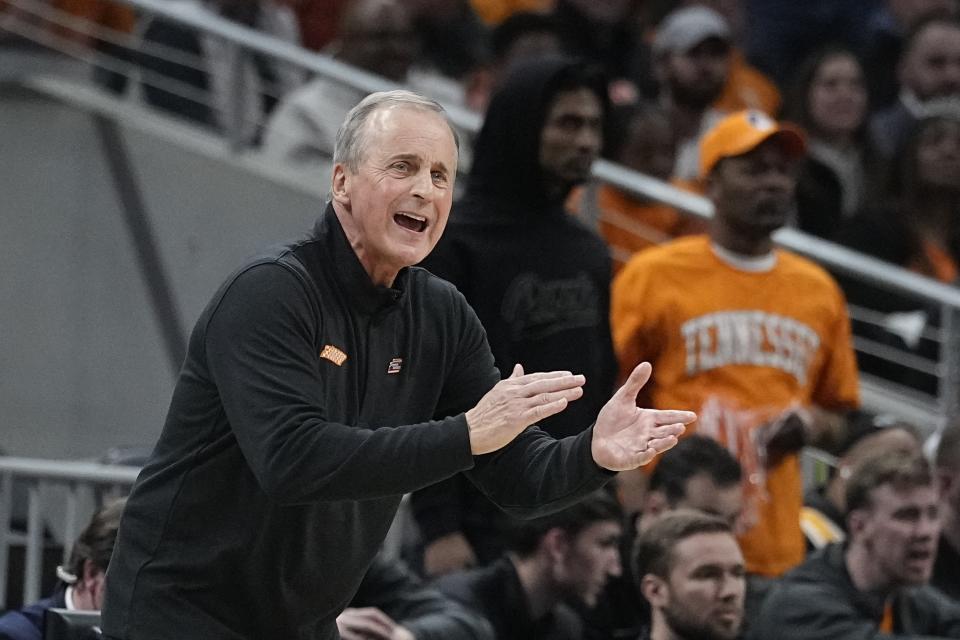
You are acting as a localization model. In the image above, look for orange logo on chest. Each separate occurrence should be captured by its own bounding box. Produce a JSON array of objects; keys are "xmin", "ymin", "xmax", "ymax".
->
[{"xmin": 320, "ymin": 344, "xmax": 348, "ymax": 366}]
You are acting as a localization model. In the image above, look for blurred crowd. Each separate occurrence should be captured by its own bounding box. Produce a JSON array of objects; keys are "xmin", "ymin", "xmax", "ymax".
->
[{"xmin": 4, "ymin": 0, "xmax": 960, "ymax": 639}]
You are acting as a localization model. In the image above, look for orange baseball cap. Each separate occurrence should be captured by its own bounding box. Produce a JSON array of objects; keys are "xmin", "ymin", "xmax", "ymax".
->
[{"xmin": 699, "ymin": 109, "xmax": 807, "ymax": 178}]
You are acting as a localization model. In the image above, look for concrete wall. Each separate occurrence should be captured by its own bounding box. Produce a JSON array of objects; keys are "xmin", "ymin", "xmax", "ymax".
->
[{"xmin": 1, "ymin": 86, "xmax": 325, "ymax": 460}]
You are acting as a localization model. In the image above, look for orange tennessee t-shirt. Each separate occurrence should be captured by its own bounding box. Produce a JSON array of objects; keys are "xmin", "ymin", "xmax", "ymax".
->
[{"xmin": 612, "ymin": 236, "xmax": 860, "ymax": 576}]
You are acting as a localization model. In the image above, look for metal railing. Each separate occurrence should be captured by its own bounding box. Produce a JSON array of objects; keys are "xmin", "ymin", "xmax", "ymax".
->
[
  {"xmin": 2, "ymin": 0, "xmax": 958, "ymax": 425},
  {"xmin": 0, "ymin": 457, "xmax": 140, "ymax": 609},
  {"xmin": 0, "ymin": 456, "xmax": 418, "ymax": 611}
]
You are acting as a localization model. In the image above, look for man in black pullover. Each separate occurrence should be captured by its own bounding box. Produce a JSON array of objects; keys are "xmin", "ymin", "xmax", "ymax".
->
[{"xmin": 101, "ymin": 90, "xmax": 694, "ymax": 640}]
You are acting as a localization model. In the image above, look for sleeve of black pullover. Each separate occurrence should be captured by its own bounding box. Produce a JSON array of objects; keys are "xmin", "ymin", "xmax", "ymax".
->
[
  {"xmin": 436, "ymin": 293, "xmax": 615, "ymax": 519},
  {"xmin": 352, "ymin": 554, "xmax": 494, "ymax": 640},
  {"xmin": 204, "ymin": 263, "xmax": 476, "ymax": 504}
]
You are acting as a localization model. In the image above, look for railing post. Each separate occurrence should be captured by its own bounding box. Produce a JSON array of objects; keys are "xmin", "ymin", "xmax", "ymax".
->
[
  {"xmin": 62, "ymin": 483, "xmax": 79, "ymax": 566},
  {"xmin": 940, "ymin": 304, "xmax": 960, "ymax": 424},
  {"xmin": 24, "ymin": 483, "xmax": 43, "ymax": 605},
  {"xmin": 225, "ymin": 41, "xmax": 248, "ymax": 153},
  {"xmin": 0, "ymin": 471, "xmax": 11, "ymax": 607}
]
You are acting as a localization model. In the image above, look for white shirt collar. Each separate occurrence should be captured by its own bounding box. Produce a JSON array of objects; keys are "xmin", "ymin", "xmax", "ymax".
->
[
  {"xmin": 710, "ymin": 242, "xmax": 777, "ymax": 272},
  {"xmin": 64, "ymin": 585, "xmax": 76, "ymax": 611}
]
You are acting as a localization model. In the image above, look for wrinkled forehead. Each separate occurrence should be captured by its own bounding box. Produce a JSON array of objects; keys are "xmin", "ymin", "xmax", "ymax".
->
[{"xmin": 360, "ymin": 105, "xmax": 459, "ymax": 163}]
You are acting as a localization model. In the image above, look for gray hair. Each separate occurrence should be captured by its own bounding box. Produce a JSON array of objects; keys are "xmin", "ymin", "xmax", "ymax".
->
[{"xmin": 333, "ymin": 90, "xmax": 460, "ymax": 171}]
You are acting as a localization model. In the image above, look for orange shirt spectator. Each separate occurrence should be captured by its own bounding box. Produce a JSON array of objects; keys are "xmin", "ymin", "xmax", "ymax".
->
[{"xmin": 714, "ymin": 49, "xmax": 781, "ymax": 115}]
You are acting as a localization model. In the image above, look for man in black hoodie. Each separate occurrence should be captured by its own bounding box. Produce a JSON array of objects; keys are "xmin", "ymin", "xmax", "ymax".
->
[{"xmin": 412, "ymin": 57, "xmax": 618, "ymax": 576}]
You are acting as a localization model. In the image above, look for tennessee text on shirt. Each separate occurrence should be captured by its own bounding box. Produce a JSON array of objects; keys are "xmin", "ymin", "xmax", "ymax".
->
[{"xmin": 681, "ymin": 311, "xmax": 820, "ymax": 384}]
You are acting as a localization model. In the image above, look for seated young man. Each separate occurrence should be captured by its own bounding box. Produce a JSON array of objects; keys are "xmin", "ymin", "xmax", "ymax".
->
[
  {"xmin": 634, "ymin": 509, "xmax": 746, "ymax": 640},
  {"xmin": 433, "ymin": 490, "xmax": 623, "ymax": 640},
  {"xmin": 338, "ymin": 551, "xmax": 492, "ymax": 640},
  {"xmin": 753, "ymin": 452, "xmax": 960, "ymax": 639},
  {"xmin": 0, "ymin": 498, "xmax": 125, "ymax": 640}
]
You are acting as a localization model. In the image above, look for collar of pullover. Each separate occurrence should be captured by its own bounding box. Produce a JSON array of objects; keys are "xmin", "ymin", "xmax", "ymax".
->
[{"xmin": 315, "ymin": 203, "xmax": 407, "ymax": 316}]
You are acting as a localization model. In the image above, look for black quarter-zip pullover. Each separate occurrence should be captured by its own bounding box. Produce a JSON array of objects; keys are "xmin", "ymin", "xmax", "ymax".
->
[{"xmin": 103, "ymin": 206, "xmax": 612, "ymax": 640}]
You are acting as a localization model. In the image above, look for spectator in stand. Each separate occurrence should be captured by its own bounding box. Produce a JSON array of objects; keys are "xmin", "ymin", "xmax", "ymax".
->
[
  {"xmin": 836, "ymin": 110, "xmax": 960, "ymax": 393},
  {"xmin": 752, "ymin": 452, "xmax": 960, "ymax": 639},
  {"xmin": 408, "ymin": 0, "xmax": 489, "ymax": 84},
  {"xmin": 640, "ymin": 434, "xmax": 744, "ymax": 530},
  {"xmin": 138, "ymin": 0, "xmax": 303, "ymax": 145},
  {"xmin": 612, "ymin": 110, "xmax": 861, "ymax": 580},
  {"xmin": 567, "ymin": 103, "xmax": 707, "ymax": 271},
  {"xmin": 846, "ymin": 111, "xmax": 960, "ymax": 282},
  {"xmin": 464, "ymin": 11, "xmax": 564, "ymax": 113},
  {"xmin": 635, "ymin": 510, "xmax": 746, "ymax": 640},
  {"xmin": 0, "ymin": 498, "xmax": 125, "ymax": 640},
  {"xmin": 676, "ymin": 1, "xmax": 781, "ymax": 116},
  {"xmin": 651, "ymin": 6, "xmax": 733, "ymax": 181},
  {"xmin": 551, "ymin": 0, "xmax": 639, "ymax": 96},
  {"xmin": 411, "ymin": 57, "xmax": 616, "ymax": 577},
  {"xmin": 934, "ymin": 422, "xmax": 960, "ymax": 600},
  {"xmin": 261, "ymin": 0, "xmax": 417, "ymax": 180},
  {"xmin": 742, "ymin": 0, "xmax": 876, "ymax": 88},
  {"xmin": 292, "ymin": 0, "xmax": 350, "ymax": 53},
  {"xmin": 862, "ymin": 0, "xmax": 959, "ymax": 111},
  {"xmin": 338, "ymin": 552, "xmax": 493, "ymax": 640},
  {"xmin": 434, "ymin": 490, "xmax": 623, "ymax": 640},
  {"xmin": 802, "ymin": 412, "xmax": 921, "ymax": 550},
  {"xmin": 869, "ymin": 16, "xmax": 960, "ymax": 162},
  {"xmin": 787, "ymin": 46, "xmax": 880, "ymax": 239}
]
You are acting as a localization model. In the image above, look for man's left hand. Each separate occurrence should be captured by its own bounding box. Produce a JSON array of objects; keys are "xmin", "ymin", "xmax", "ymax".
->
[{"xmin": 591, "ymin": 362, "xmax": 695, "ymax": 471}]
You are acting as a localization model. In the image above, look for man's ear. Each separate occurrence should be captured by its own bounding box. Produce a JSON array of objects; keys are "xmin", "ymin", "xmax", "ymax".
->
[
  {"xmin": 79, "ymin": 559, "xmax": 100, "ymax": 592},
  {"xmin": 938, "ymin": 470, "xmax": 955, "ymax": 497},
  {"xmin": 847, "ymin": 507, "xmax": 869, "ymax": 538},
  {"xmin": 641, "ymin": 573, "xmax": 669, "ymax": 608},
  {"xmin": 331, "ymin": 163, "xmax": 350, "ymax": 206},
  {"xmin": 543, "ymin": 527, "xmax": 570, "ymax": 564}
]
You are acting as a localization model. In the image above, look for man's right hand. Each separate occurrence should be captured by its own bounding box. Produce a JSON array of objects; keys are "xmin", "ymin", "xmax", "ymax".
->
[
  {"xmin": 422, "ymin": 531, "xmax": 477, "ymax": 577},
  {"xmin": 337, "ymin": 607, "xmax": 413, "ymax": 640},
  {"xmin": 465, "ymin": 364, "xmax": 585, "ymax": 455}
]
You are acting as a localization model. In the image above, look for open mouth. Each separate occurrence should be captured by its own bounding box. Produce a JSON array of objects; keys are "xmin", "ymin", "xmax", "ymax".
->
[
  {"xmin": 907, "ymin": 549, "xmax": 933, "ymax": 561},
  {"xmin": 394, "ymin": 212, "xmax": 427, "ymax": 233}
]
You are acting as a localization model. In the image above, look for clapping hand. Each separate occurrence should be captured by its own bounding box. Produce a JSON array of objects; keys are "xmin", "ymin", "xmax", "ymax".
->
[
  {"xmin": 466, "ymin": 364, "xmax": 585, "ymax": 455},
  {"xmin": 591, "ymin": 362, "xmax": 696, "ymax": 471}
]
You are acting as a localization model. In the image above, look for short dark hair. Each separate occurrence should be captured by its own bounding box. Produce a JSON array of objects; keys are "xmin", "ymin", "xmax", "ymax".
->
[
  {"xmin": 506, "ymin": 489, "xmax": 622, "ymax": 557},
  {"xmin": 59, "ymin": 498, "xmax": 126, "ymax": 584},
  {"xmin": 633, "ymin": 509, "xmax": 732, "ymax": 581},
  {"xmin": 541, "ymin": 59, "xmax": 609, "ymax": 123},
  {"xmin": 649, "ymin": 435, "xmax": 742, "ymax": 506},
  {"xmin": 936, "ymin": 422, "xmax": 960, "ymax": 471},
  {"xmin": 845, "ymin": 453, "xmax": 934, "ymax": 515}
]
